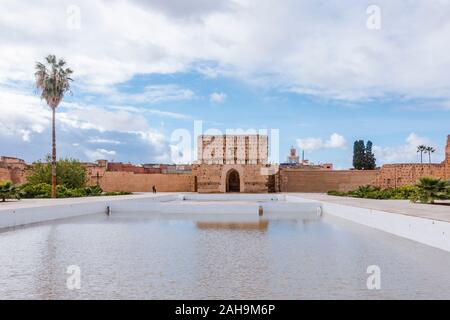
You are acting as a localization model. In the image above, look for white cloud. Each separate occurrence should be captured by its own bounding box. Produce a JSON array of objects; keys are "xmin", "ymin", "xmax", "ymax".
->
[
  {"xmin": 146, "ymin": 109, "xmax": 192, "ymax": 120},
  {"xmin": 325, "ymin": 133, "xmax": 347, "ymax": 148},
  {"xmin": 296, "ymin": 137, "xmax": 324, "ymax": 151},
  {"xmin": 130, "ymin": 0, "xmax": 233, "ymax": 19},
  {"xmin": 58, "ymin": 103, "xmax": 150, "ymax": 133},
  {"xmin": 1, "ymin": 1, "xmax": 450, "ymax": 101},
  {"xmin": 95, "ymin": 105, "xmax": 191, "ymax": 120},
  {"xmin": 209, "ymin": 92, "xmax": 226, "ymax": 103},
  {"xmin": 297, "ymin": 133, "xmax": 346, "ymax": 151},
  {"xmin": 19, "ymin": 129, "xmax": 32, "ymax": 142},
  {"xmin": 84, "ymin": 148, "xmax": 117, "ymax": 161},
  {"xmin": 87, "ymin": 138, "xmax": 122, "ymax": 145},
  {"xmin": 138, "ymin": 130, "xmax": 167, "ymax": 151},
  {"xmin": 109, "ymin": 85, "xmax": 194, "ymax": 104},
  {"xmin": 373, "ymin": 133, "xmax": 441, "ymax": 164},
  {"xmin": 0, "ymin": 86, "xmax": 170, "ymax": 162},
  {"xmin": 0, "ymin": 87, "xmax": 50, "ymax": 142}
]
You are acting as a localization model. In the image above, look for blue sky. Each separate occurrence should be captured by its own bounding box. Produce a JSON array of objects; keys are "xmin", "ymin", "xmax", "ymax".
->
[{"xmin": 0, "ymin": 0, "xmax": 449, "ymax": 169}]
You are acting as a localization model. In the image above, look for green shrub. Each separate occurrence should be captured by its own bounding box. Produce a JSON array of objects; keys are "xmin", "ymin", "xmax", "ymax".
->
[
  {"xmin": 391, "ymin": 185, "xmax": 418, "ymax": 200},
  {"xmin": 103, "ymin": 191, "xmax": 132, "ymax": 196},
  {"xmin": 20, "ymin": 155, "xmax": 112, "ymax": 198},
  {"xmin": 19, "ymin": 183, "xmax": 52, "ymax": 198},
  {"xmin": 27, "ymin": 156, "xmax": 87, "ymax": 189},
  {"xmin": 349, "ymin": 185, "xmax": 381, "ymax": 198},
  {"xmin": 411, "ymin": 177, "xmax": 449, "ymax": 204},
  {"xmin": 0, "ymin": 180, "xmax": 21, "ymax": 201},
  {"xmin": 327, "ymin": 190, "xmax": 346, "ymax": 196},
  {"xmin": 56, "ymin": 185, "xmax": 86, "ymax": 198},
  {"xmin": 19, "ymin": 183, "xmax": 109, "ymax": 198},
  {"xmin": 84, "ymin": 185, "xmax": 103, "ymax": 196},
  {"xmin": 327, "ymin": 184, "xmax": 422, "ymax": 201}
]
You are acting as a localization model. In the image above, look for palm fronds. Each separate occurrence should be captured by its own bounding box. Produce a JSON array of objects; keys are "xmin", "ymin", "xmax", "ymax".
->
[
  {"xmin": 35, "ymin": 54, "xmax": 73, "ymax": 109},
  {"xmin": 411, "ymin": 177, "xmax": 449, "ymax": 204},
  {"xmin": 0, "ymin": 181, "xmax": 21, "ymax": 202}
]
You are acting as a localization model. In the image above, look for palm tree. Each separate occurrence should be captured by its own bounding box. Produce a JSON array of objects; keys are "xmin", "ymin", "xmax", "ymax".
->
[
  {"xmin": 424, "ymin": 146, "xmax": 435, "ymax": 164},
  {"xmin": 0, "ymin": 181, "xmax": 21, "ymax": 202},
  {"xmin": 35, "ymin": 55, "xmax": 73, "ymax": 198},
  {"xmin": 412, "ymin": 177, "xmax": 449, "ymax": 204},
  {"xmin": 417, "ymin": 145, "xmax": 427, "ymax": 165}
]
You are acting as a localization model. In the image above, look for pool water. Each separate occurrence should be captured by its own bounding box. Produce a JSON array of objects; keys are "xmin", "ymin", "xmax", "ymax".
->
[{"xmin": 1, "ymin": 212, "xmax": 450, "ymax": 299}]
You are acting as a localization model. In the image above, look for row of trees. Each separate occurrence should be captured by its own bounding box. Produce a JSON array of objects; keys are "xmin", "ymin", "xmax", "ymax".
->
[
  {"xmin": 352, "ymin": 140, "xmax": 376, "ymax": 170},
  {"xmin": 352, "ymin": 140, "xmax": 438, "ymax": 170},
  {"xmin": 417, "ymin": 145, "xmax": 436, "ymax": 164}
]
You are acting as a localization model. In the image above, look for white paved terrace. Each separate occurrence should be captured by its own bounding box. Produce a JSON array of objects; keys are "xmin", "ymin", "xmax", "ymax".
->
[
  {"xmin": 0, "ymin": 192, "xmax": 174, "ymax": 210},
  {"xmin": 288, "ymin": 193, "xmax": 450, "ymax": 223}
]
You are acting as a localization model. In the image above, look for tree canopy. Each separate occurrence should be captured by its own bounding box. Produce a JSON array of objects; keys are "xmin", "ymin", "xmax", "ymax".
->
[
  {"xmin": 35, "ymin": 55, "xmax": 73, "ymax": 110},
  {"xmin": 27, "ymin": 156, "xmax": 87, "ymax": 189},
  {"xmin": 353, "ymin": 140, "xmax": 377, "ymax": 170}
]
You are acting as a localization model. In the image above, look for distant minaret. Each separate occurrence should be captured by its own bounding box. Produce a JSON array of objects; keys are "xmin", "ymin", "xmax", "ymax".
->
[
  {"xmin": 287, "ymin": 146, "xmax": 299, "ymax": 164},
  {"xmin": 290, "ymin": 146, "xmax": 296, "ymax": 157}
]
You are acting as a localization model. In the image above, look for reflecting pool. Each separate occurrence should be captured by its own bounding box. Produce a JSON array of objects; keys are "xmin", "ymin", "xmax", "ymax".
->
[{"xmin": 1, "ymin": 212, "xmax": 449, "ymax": 299}]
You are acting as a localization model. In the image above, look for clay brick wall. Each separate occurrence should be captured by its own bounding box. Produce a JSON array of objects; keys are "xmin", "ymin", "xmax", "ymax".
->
[
  {"xmin": 280, "ymin": 169, "xmax": 379, "ymax": 192},
  {"xmin": 0, "ymin": 157, "xmax": 28, "ymax": 185},
  {"xmin": 8, "ymin": 167, "xmax": 28, "ymax": 185},
  {"xmin": 107, "ymin": 162, "xmax": 147, "ymax": 173},
  {"xmin": 375, "ymin": 164, "xmax": 448, "ymax": 188},
  {"xmin": 242, "ymin": 165, "xmax": 269, "ymax": 193},
  {"xmin": 372, "ymin": 135, "xmax": 450, "ymax": 188},
  {"xmin": 195, "ymin": 164, "xmax": 222, "ymax": 193},
  {"xmin": 0, "ymin": 167, "xmax": 11, "ymax": 182},
  {"xmin": 97, "ymin": 172, "xmax": 193, "ymax": 192},
  {"xmin": 194, "ymin": 164, "xmax": 270, "ymax": 193},
  {"xmin": 444, "ymin": 135, "xmax": 450, "ymax": 178},
  {"xmin": 198, "ymin": 134, "xmax": 268, "ymax": 165},
  {"xmin": 446, "ymin": 135, "xmax": 450, "ymax": 162}
]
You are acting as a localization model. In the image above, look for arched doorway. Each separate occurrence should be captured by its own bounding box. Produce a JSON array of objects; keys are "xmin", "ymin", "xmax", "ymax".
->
[{"xmin": 226, "ymin": 169, "xmax": 240, "ymax": 192}]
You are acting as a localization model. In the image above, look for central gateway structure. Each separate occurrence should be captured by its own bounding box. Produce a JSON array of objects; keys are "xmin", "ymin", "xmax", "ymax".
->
[{"xmin": 192, "ymin": 134, "xmax": 277, "ymax": 193}]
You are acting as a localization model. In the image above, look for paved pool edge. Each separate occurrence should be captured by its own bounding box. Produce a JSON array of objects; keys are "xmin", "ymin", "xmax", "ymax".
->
[
  {"xmin": 1, "ymin": 193, "xmax": 449, "ymax": 253},
  {"xmin": 0, "ymin": 194, "xmax": 179, "ymax": 229},
  {"xmin": 318, "ymin": 200, "xmax": 450, "ymax": 252}
]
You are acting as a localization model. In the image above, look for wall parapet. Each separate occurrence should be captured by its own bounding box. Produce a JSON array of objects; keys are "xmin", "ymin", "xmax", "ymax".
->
[{"xmin": 279, "ymin": 169, "xmax": 379, "ymax": 192}]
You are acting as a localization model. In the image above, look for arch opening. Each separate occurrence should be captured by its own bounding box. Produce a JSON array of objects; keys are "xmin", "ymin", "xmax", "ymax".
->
[{"xmin": 226, "ymin": 169, "xmax": 240, "ymax": 192}]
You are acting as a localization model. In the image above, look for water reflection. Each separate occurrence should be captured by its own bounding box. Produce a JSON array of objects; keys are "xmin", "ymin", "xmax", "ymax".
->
[
  {"xmin": 196, "ymin": 220, "xmax": 269, "ymax": 230},
  {"xmin": 1, "ymin": 213, "xmax": 450, "ymax": 299},
  {"xmin": 195, "ymin": 217, "xmax": 318, "ymax": 230}
]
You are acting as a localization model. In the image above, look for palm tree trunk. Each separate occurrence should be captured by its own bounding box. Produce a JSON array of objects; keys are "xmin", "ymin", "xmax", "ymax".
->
[
  {"xmin": 420, "ymin": 152, "xmax": 423, "ymax": 165},
  {"xmin": 51, "ymin": 107, "xmax": 57, "ymax": 198},
  {"xmin": 428, "ymin": 153, "xmax": 431, "ymax": 164}
]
